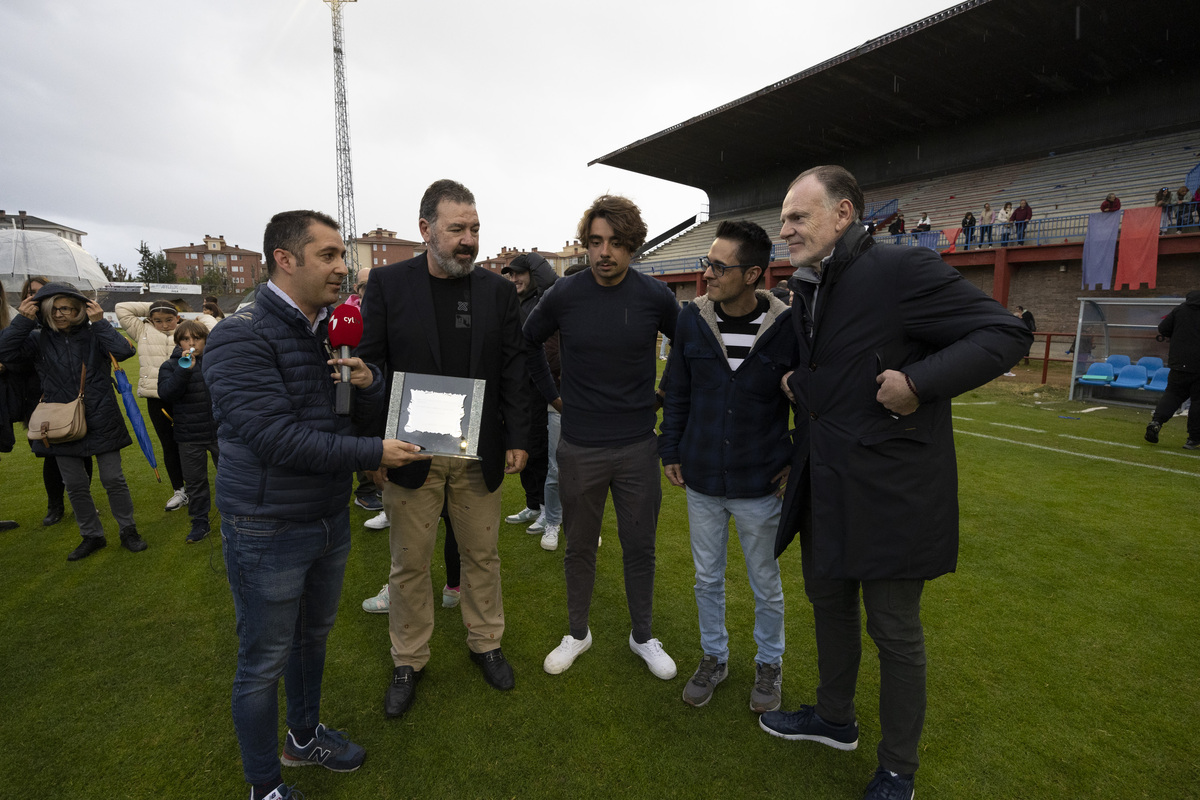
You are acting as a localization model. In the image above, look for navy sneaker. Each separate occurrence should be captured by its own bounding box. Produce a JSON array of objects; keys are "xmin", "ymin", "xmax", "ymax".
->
[
  {"xmin": 280, "ymin": 723, "xmax": 365, "ymax": 772},
  {"xmin": 354, "ymin": 494, "xmax": 384, "ymax": 512},
  {"xmin": 863, "ymin": 767, "xmax": 915, "ymax": 800},
  {"xmin": 253, "ymin": 784, "xmax": 304, "ymax": 800},
  {"xmin": 759, "ymin": 704, "xmax": 858, "ymax": 750}
]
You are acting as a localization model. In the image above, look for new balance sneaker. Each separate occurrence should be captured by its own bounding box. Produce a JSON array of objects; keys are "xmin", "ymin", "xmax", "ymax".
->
[
  {"xmin": 759, "ymin": 704, "xmax": 858, "ymax": 750},
  {"xmin": 505, "ymin": 506, "xmax": 539, "ymax": 525},
  {"xmin": 681, "ymin": 654, "xmax": 727, "ymax": 707},
  {"xmin": 354, "ymin": 494, "xmax": 383, "ymax": 512},
  {"xmin": 364, "ymin": 511, "xmax": 389, "ymax": 530},
  {"xmin": 750, "ymin": 662, "xmax": 783, "ymax": 713},
  {"xmin": 629, "ymin": 633, "xmax": 677, "ymax": 680},
  {"xmin": 1185, "ymin": 439, "xmax": 1200, "ymax": 450},
  {"xmin": 540, "ymin": 524, "xmax": 559, "ymax": 551},
  {"xmin": 863, "ymin": 767, "xmax": 915, "ymax": 800},
  {"xmin": 544, "ymin": 629, "xmax": 592, "ymax": 674},
  {"xmin": 185, "ymin": 526, "xmax": 209, "ymax": 544},
  {"xmin": 164, "ymin": 488, "xmax": 188, "ymax": 512},
  {"xmin": 1145, "ymin": 421, "xmax": 1162, "ymax": 443},
  {"xmin": 527, "ymin": 510, "xmax": 546, "ymax": 534},
  {"xmin": 362, "ymin": 585, "xmax": 389, "ymax": 614},
  {"xmin": 442, "ymin": 585, "xmax": 461, "ymax": 608},
  {"xmin": 253, "ymin": 784, "xmax": 302, "ymax": 800},
  {"xmin": 280, "ymin": 723, "xmax": 365, "ymax": 772}
]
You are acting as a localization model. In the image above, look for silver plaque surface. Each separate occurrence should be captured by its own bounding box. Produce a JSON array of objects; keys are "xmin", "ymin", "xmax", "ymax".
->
[{"xmin": 386, "ymin": 372, "xmax": 485, "ymax": 459}]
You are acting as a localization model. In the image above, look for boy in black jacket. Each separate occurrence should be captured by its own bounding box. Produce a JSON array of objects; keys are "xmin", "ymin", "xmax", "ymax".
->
[{"xmin": 157, "ymin": 320, "xmax": 219, "ymax": 542}]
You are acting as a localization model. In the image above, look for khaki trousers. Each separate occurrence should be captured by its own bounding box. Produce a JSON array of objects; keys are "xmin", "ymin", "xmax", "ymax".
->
[{"xmin": 385, "ymin": 457, "xmax": 504, "ymax": 669}]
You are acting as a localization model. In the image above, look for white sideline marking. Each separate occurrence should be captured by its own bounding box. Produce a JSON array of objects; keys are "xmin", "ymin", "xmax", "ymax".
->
[
  {"xmin": 956, "ymin": 430, "xmax": 1200, "ymax": 477},
  {"xmin": 952, "ymin": 416, "xmax": 975, "ymax": 421},
  {"xmin": 988, "ymin": 422, "xmax": 1047, "ymax": 433},
  {"xmin": 954, "ymin": 402, "xmax": 998, "ymax": 405},
  {"xmin": 1080, "ymin": 407, "xmax": 1108, "ymax": 413},
  {"xmin": 1058, "ymin": 434, "xmax": 1200, "ymax": 459}
]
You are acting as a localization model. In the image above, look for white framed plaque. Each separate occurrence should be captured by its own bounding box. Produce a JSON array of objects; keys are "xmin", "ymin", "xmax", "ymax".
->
[{"xmin": 386, "ymin": 372, "xmax": 485, "ymax": 460}]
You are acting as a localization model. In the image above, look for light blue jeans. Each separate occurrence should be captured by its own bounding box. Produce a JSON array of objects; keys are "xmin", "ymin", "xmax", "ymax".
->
[
  {"xmin": 686, "ymin": 488, "xmax": 785, "ymax": 665},
  {"xmin": 542, "ymin": 406, "xmax": 562, "ymax": 526}
]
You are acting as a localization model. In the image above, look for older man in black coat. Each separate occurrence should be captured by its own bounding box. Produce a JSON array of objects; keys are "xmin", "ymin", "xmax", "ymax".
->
[{"xmin": 758, "ymin": 166, "xmax": 1031, "ymax": 800}]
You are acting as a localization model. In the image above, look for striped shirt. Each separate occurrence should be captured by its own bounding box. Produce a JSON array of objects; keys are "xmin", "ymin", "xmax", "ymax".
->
[{"xmin": 715, "ymin": 296, "xmax": 768, "ymax": 370}]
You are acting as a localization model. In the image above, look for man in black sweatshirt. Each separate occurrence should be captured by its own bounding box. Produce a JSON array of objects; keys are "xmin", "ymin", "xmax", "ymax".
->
[{"xmin": 524, "ymin": 194, "xmax": 679, "ymax": 680}]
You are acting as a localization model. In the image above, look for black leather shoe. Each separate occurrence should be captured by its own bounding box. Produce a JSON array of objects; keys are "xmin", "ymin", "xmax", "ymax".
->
[
  {"xmin": 384, "ymin": 666, "xmax": 421, "ymax": 718},
  {"xmin": 42, "ymin": 508, "xmax": 64, "ymax": 526},
  {"xmin": 120, "ymin": 526, "xmax": 148, "ymax": 553},
  {"xmin": 470, "ymin": 647, "xmax": 515, "ymax": 691},
  {"xmin": 67, "ymin": 537, "xmax": 107, "ymax": 561},
  {"xmin": 0, "ymin": 520, "xmax": 19, "ymax": 532}
]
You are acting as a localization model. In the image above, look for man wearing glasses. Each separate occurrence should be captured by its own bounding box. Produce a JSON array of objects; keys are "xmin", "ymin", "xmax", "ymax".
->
[{"xmin": 659, "ymin": 220, "xmax": 797, "ymax": 712}]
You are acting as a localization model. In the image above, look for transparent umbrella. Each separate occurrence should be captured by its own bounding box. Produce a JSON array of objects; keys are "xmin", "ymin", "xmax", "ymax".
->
[{"xmin": 0, "ymin": 229, "xmax": 110, "ymax": 294}]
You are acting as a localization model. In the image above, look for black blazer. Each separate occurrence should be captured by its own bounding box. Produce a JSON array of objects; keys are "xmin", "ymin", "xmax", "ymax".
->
[{"xmin": 357, "ymin": 253, "xmax": 530, "ymax": 492}]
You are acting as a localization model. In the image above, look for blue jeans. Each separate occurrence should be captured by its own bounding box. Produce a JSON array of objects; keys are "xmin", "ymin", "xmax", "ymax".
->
[
  {"xmin": 686, "ymin": 488, "xmax": 785, "ymax": 665},
  {"xmin": 543, "ymin": 407, "xmax": 562, "ymax": 526},
  {"xmin": 222, "ymin": 509, "xmax": 351, "ymax": 785}
]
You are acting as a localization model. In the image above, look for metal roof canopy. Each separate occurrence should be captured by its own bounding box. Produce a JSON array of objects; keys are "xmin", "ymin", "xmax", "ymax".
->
[{"xmin": 593, "ymin": 0, "xmax": 1200, "ymax": 214}]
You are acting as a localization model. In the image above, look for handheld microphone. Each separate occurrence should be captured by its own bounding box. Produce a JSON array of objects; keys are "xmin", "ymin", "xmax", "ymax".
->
[{"xmin": 328, "ymin": 302, "xmax": 364, "ymax": 416}]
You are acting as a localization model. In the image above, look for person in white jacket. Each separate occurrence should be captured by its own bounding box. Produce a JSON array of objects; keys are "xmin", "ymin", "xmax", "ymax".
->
[{"xmin": 115, "ymin": 300, "xmax": 218, "ymax": 511}]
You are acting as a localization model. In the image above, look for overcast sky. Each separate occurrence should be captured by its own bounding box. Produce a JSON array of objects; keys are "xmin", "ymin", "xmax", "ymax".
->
[{"xmin": 2, "ymin": 0, "xmax": 957, "ymax": 273}]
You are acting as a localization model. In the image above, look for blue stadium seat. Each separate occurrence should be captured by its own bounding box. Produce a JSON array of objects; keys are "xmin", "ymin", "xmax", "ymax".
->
[
  {"xmin": 1111, "ymin": 364, "xmax": 1148, "ymax": 389},
  {"xmin": 1077, "ymin": 363, "xmax": 1115, "ymax": 384},
  {"xmin": 1106, "ymin": 354, "xmax": 1131, "ymax": 371},
  {"xmin": 1147, "ymin": 367, "xmax": 1170, "ymax": 392},
  {"xmin": 1137, "ymin": 357, "xmax": 1164, "ymax": 379}
]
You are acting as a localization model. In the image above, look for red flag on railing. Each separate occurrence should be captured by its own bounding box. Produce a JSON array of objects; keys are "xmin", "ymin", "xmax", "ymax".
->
[
  {"xmin": 1113, "ymin": 207, "xmax": 1161, "ymax": 289},
  {"xmin": 940, "ymin": 228, "xmax": 962, "ymax": 255}
]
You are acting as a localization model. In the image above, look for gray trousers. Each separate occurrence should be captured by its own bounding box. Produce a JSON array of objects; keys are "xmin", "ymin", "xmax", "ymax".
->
[
  {"xmin": 558, "ymin": 436, "xmax": 661, "ymax": 643},
  {"xmin": 58, "ymin": 450, "xmax": 135, "ymax": 539},
  {"xmin": 800, "ymin": 511, "xmax": 927, "ymax": 776},
  {"xmin": 179, "ymin": 441, "xmax": 219, "ymax": 531}
]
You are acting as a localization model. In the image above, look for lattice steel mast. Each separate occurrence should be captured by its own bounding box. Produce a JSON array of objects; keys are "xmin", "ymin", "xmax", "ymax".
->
[{"xmin": 325, "ymin": 0, "xmax": 360, "ymax": 278}]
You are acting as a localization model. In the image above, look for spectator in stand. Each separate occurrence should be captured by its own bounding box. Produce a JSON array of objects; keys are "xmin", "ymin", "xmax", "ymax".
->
[
  {"xmin": 961, "ymin": 211, "xmax": 976, "ymax": 250},
  {"xmin": 1145, "ymin": 291, "xmax": 1200, "ymax": 450},
  {"xmin": 913, "ymin": 212, "xmax": 932, "ymax": 233},
  {"xmin": 157, "ymin": 321, "xmax": 219, "ymax": 544},
  {"xmin": 115, "ymin": 299, "xmax": 218, "ymax": 513},
  {"xmin": 1175, "ymin": 186, "xmax": 1192, "ymax": 230},
  {"xmin": 1011, "ymin": 199, "xmax": 1033, "ymax": 245},
  {"xmin": 979, "ymin": 203, "xmax": 995, "ymax": 247},
  {"xmin": 887, "ymin": 213, "xmax": 905, "ymax": 238},
  {"xmin": 0, "ymin": 283, "xmax": 146, "ymax": 560},
  {"xmin": 1155, "ymin": 187, "xmax": 1172, "ymax": 232},
  {"xmin": 1100, "ymin": 193, "xmax": 1121, "ymax": 212},
  {"xmin": 996, "ymin": 202, "xmax": 1013, "ymax": 246}
]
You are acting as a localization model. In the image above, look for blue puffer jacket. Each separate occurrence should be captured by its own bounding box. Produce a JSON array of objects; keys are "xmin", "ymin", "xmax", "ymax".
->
[
  {"xmin": 202, "ymin": 286, "xmax": 385, "ymax": 522},
  {"xmin": 0, "ymin": 314, "xmax": 134, "ymax": 458},
  {"xmin": 157, "ymin": 347, "xmax": 217, "ymax": 444}
]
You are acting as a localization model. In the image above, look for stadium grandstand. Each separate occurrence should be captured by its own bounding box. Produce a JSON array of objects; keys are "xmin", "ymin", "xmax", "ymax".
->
[{"xmin": 594, "ymin": 0, "xmax": 1200, "ymax": 336}]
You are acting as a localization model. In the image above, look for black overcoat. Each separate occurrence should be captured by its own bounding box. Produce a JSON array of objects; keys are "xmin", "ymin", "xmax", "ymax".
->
[{"xmin": 775, "ymin": 224, "xmax": 1032, "ymax": 580}]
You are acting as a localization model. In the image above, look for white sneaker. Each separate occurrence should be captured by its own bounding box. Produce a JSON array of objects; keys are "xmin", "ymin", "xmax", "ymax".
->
[
  {"xmin": 527, "ymin": 510, "xmax": 546, "ymax": 534},
  {"xmin": 505, "ymin": 506, "xmax": 539, "ymax": 524},
  {"xmin": 544, "ymin": 629, "xmax": 592, "ymax": 674},
  {"xmin": 364, "ymin": 511, "xmax": 389, "ymax": 530},
  {"xmin": 629, "ymin": 633, "xmax": 677, "ymax": 680},
  {"xmin": 164, "ymin": 488, "xmax": 188, "ymax": 512},
  {"xmin": 362, "ymin": 584, "xmax": 389, "ymax": 614},
  {"xmin": 540, "ymin": 523, "xmax": 559, "ymax": 551},
  {"xmin": 442, "ymin": 585, "xmax": 460, "ymax": 608}
]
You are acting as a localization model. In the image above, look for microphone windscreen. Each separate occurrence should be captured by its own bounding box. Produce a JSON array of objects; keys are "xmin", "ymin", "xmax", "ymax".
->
[{"xmin": 328, "ymin": 303, "xmax": 364, "ymax": 349}]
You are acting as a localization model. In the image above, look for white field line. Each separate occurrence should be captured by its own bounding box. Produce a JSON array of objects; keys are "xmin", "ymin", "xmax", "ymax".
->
[
  {"xmin": 955, "ymin": 430, "xmax": 1200, "ymax": 477},
  {"xmin": 988, "ymin": 422, "xmax": 1047, "ymax": 433},
  {"xmin": 954, "ymin": 402, "xmax": 998, "ymax": 405},
  {"xmin": 1080, "ymin": 407, "xmax": 1108, "ymax": 413},
  {"xmin": 1058, "ymin": 434, "xmax": 1200, "ymax": 459}
]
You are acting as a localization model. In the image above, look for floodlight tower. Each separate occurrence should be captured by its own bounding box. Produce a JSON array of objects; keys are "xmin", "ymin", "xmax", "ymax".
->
[{"xmin": 324, "ymin": 0, "xmax": 360, "ymax": 279}]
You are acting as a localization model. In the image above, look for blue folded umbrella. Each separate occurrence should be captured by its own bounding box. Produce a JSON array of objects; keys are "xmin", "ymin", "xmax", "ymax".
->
[{"xmin": 110, "ymin": 355, "xmax": 161, "ymax": 482}]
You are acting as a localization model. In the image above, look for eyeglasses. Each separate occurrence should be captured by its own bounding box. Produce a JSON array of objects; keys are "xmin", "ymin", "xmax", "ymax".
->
[
  {"xmin": 51, "ymin": 305, "xmax": 77, "ymax": 316},
  {"xmin": 699, "ymin": 256, "xmax": 754, "ymax": 277}
]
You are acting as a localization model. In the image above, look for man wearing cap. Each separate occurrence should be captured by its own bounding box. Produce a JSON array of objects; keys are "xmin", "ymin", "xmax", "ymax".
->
[
  {"xmin": 659, "ymin": 219, "xmax": 797, "ymax": 713},
  {"xmin": 501, "ymin": 252, "xmax": 557, "ymax": 536}
]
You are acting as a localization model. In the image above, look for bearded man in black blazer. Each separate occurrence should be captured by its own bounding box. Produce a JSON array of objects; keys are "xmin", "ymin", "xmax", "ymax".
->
[{"xmin": 358, "ymin": 179, "xmax": 529, "ymax": 718}]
